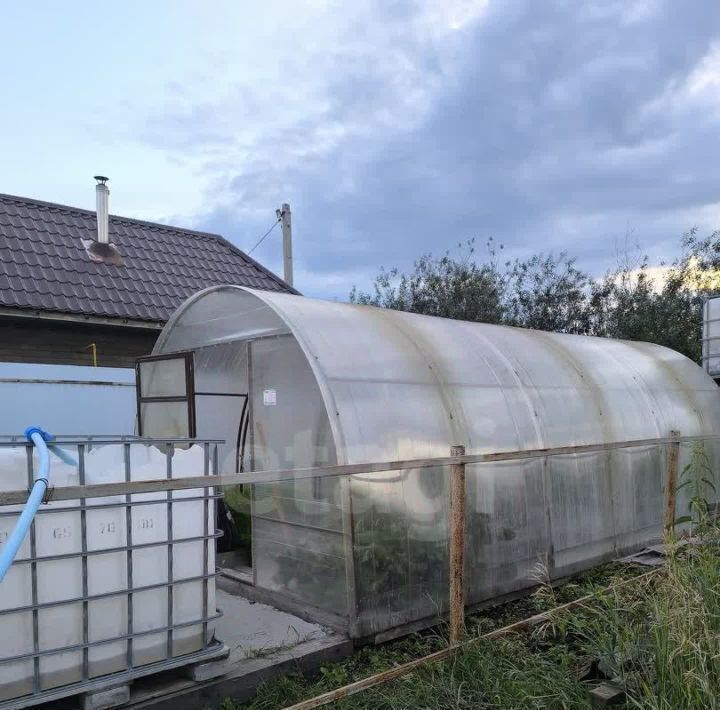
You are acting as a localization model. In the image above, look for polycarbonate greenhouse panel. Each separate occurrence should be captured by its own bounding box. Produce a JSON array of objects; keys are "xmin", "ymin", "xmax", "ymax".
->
[{"xmin": 153, "ymin": 286, "xmax": 720, "ymax": 638}]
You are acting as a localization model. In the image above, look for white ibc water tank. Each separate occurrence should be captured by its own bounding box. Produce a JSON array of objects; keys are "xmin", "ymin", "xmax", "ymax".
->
[{"xmin": 0, "ymin": 443, "xmax": 215, "ymax": 702}]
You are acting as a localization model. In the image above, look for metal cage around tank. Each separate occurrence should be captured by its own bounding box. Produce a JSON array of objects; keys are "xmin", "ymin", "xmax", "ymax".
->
[{"xmin": 0, "ymin": 435, "xmax": 225, "ymax": 709}]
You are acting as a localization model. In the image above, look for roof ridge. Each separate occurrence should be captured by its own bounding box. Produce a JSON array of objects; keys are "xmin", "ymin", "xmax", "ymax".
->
[{"xmin": 0, "ymin": 191, "xmax": 223, "ymax": 240}]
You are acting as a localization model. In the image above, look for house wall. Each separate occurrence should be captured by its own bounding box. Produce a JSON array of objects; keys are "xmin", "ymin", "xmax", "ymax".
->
[{"xmin": 0, "ymin": 317, "xmax": 159, "ymax": 368}]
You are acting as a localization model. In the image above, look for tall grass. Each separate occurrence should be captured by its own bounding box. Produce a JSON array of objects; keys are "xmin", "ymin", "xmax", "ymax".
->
[
  {"xmin": 550, "ymin": 442, "xmax": 720, "ymax": 709},
  {"xmin": 549, "ymin": 525, "xmax": 720, "ymax": 708},
  {"xmin": 337, "ymin": 637, "xmax": 588, "ymax": 710}
]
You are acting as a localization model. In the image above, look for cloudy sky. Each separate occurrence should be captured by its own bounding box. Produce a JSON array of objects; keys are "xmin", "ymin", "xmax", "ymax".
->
[{"xmin": 0, "ymin": 0, "xmax": 719, "ymax": 297}]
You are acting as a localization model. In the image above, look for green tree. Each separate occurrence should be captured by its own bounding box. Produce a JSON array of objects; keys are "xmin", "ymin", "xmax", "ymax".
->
[
  {"xmin": 350, "ymin": 239, "xmax": 505, "ymax": 324},
  {"xmin": 592, "ymin": 229, "xmax": 720, "ymax": 362},
  {"xmin": 502, "ymin": 252, "xmax": 592, "ymax": 334},
  {"xmin": 351, "ymin": 229, "xmax": 720, "ymax": 364}
]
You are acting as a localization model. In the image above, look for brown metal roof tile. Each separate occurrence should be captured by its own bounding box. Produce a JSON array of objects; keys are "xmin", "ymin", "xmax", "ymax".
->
[{"xmin": 0, "ymin": 192, "xmax": 297, "ymax": 322}]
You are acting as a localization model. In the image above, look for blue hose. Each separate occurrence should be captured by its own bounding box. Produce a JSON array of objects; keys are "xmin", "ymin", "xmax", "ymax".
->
[
  {"xmin": 47, "ymin": 444, "xmax": 77, "ymax": 467},
  {"xmin": 0, "ymin": 427, "xmax": 52, "ymax": 583}
]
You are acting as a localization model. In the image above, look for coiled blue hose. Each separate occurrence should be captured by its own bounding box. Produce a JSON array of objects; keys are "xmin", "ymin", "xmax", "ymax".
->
[{"xmin": 0, "ymin": 427, "xmax": 53, "ymax": 583}]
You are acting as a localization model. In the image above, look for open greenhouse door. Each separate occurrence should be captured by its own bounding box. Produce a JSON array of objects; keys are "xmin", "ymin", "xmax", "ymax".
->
[{"xmin": 136, "ymin": 349, "xmax": 254, "ymax": 571}]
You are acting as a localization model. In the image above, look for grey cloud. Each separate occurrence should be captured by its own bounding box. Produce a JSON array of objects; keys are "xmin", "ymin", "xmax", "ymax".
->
[{"xmin": 141, "ymin": 0, "xmax": 720, "ymax": 296}]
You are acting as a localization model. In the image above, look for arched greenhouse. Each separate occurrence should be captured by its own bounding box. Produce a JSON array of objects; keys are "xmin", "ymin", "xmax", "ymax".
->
[{"xmin": 137, "ymin": 286, "xmax": 720, "ymax": 638}]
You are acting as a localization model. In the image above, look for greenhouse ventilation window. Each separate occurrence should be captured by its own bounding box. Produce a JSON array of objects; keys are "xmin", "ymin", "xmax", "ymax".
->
[{"xmin": 136, "ymin": 352, "xmax": 196, "ymax": 438}]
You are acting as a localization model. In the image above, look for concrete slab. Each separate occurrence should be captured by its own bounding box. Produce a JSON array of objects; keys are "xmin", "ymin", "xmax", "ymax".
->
[
  {"xmin": 217, "ymin": 570, "xmax": 347, "ymax": 633},
  {"xmin": 216, "ymin": 588, "xmax": 327, "ymax": 661}
]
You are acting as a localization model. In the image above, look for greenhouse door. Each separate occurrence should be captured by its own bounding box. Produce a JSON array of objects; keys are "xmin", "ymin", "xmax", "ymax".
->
[{"xmin": 136, "ymin": 352, "xmax": 196, "ymax": 438}]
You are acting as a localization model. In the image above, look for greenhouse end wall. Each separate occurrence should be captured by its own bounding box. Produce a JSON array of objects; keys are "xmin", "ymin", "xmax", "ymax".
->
[{"xmin": 152, "ymin": 286, "xmax": 720, "ymax": 638}]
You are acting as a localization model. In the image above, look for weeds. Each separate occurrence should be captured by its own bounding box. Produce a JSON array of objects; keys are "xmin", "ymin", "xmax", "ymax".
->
[
  {"xmin": 547, "ymin": 442, "xmax": 720, "ymax": 709},
  {"xmin": 241, "ymin": 627, "xmax": 319, "ymax": 660},
  {"xmin": 676, "ymin": 441, "xmax": 717, "ymax": 533},
  {"xmin": 335, "ymin": 637, "xmax": 588, "ymax": 710},
  {"xmin": 551, "ymin": 529, "xmax": 720, "ymax": 708}
]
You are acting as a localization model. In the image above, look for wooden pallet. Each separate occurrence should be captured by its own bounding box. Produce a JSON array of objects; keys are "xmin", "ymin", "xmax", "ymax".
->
[{"xmin": 1, "ymin": 643, "xmax": 229, "ymax": 710}]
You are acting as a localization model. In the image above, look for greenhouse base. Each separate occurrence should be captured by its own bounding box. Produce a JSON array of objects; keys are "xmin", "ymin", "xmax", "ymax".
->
[{"xmin": 221, "ymin": 533, "xmax": 662, "ymax": 648}]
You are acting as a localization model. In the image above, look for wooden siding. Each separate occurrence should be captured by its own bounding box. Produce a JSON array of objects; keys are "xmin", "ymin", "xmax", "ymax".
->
[{"xmin": 0, "ymin": 317, "xmax": 159, "ymax": 368}]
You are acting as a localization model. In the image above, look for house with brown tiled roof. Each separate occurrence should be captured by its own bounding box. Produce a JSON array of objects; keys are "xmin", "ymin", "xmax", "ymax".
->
[{"xmin": 0, "ymin": 181, "xmax": 296, "ymax": 367}]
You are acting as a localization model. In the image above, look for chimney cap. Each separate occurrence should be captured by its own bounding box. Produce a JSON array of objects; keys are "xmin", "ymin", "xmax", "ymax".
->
[{"xmin": 94, "ymin": 175, "xmax": 109, "ymax": 185}]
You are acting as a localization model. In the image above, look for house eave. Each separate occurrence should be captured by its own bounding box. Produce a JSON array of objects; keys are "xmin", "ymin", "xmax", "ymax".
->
[{"xmin": 0, "ymin": 306, "xmax": 165, "ymax": 330}]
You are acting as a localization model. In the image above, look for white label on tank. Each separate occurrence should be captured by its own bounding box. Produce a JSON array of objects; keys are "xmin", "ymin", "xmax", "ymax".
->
[{"xmin": 263, "ymin": 389, "xmax": 277, "ymax": 406}]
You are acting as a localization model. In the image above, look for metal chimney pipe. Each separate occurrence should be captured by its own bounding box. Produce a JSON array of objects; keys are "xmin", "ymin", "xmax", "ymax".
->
[{"xmin": 94, "ymin": 176, "xmax": 110, "ymax": 243}]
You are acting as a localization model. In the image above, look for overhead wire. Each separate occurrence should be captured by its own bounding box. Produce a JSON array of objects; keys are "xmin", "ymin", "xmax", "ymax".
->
[{"xmin": 247, "ymin": 216, "xmax": 281, "ymax": 255}]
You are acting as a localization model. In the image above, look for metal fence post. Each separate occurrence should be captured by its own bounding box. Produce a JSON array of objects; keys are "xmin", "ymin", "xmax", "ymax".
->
[
  {"xmin": 664, "ymin": 430, "xmax": 680, "ymax": 533},
  {"xmin": 449, "ymin": 444, "xmax": 466, "ymax": 645}
]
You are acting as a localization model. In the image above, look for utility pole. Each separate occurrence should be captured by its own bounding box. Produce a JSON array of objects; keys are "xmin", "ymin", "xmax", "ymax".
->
[{"xmin": 277, "ymin": 203, "xmax": 293, "ymax": 288}]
